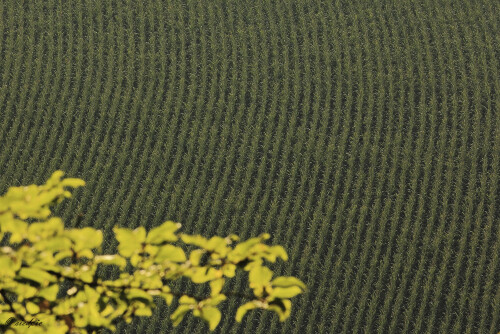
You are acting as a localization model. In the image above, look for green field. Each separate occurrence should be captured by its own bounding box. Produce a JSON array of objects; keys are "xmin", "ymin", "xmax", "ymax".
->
[{"xmin": 0, "ymin": 0, "xmax": 499, "ymax": 333}]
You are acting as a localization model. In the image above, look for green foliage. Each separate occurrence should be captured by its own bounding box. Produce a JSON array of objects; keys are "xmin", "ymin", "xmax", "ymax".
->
[{"xmin": 0, "ymin": 171, "xmax": 305, "ymax": 333}]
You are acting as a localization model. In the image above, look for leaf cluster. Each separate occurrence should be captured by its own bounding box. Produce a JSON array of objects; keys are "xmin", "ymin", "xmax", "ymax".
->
[{"xmin": 0, "ymin": 171, "xmax": 305, "ymax": 333}]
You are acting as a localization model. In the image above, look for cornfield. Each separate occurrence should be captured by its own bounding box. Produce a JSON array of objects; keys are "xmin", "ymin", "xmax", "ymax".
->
[{"xmin": 0, "ymin": 0, "xmax": 499, "ymax": 333}]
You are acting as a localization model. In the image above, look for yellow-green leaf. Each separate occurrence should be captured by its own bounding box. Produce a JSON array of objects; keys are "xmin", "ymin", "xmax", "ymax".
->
[
  {"xmin": 34, "ymin": 236, "xmax": 72, "ymax": 252},
  {"xmin": 205, "ymin": 294, "xmax": 226, "ymax": 306},
  {"xmin": 134, "ymin": 305, "xmax": 153, "ymax": 316},
  {"xmin": 28, "ymin": 218, "xmax": 64, "ymax": 239},
  {"xmin": 77, "ymin": 248, "xmax": 95, "ymax": 259},
  {"xmin": 160, "ymin": 292, "xmax": 174, "ymax": 305},
  {"xmin": 126, "ymin": 288, "xmax": 153, "ymax": 302},
  {"xmin": 268, "ymin": 299, "xmax": 292, "ymax": 321},
  {"xmin": 78, "ymin": 269, "xmax": 96, "ymax": 283},
  {"xmin": 209, "ymin": 278, "xmax": 224, "ymax": 297},
  {"xmin": 10, "ymin": 283, "xmax": 38, "ymax": 300},
  {"xmin": 94, "ymin": 254, "xmax": 127, "ymax": 269},
  {"xmin": 65, "ymin": 227, "xmax": 102, "ymax": 252},
  {"xmin": 249, "ymin": 266, "xmax": 273, "ymax": 288},
  {"xmin": 206, "ymin": 236, "xmax": 229, "ymax": 255},
  {"xmin": 198, "ymin": 306, "xmax": 221, "ymax": 331},
  {"xmin": 46, "ymin": 170, "xmax": 65, "ymax": 186},
  {"xmin": 18, "ymin": 267, "xmax": 57, "ymax": 286},
  {"xmin": 155, "ymin": 244, "xmax": 186, "ymax": 263},
  {"xmin": 222, "ymin": 264, "xmax": 236, "ymax": 278},
  {"xmin": 235, "ymin": 301, "xmax": 259, "ymax": 322},
  {"xmin": 1, "ymin": 218, "xmax": 28, "ymax": 243},
  {"xmin": 271, "ymin": 276, "xmax": 306, "ymax": 290},
  {"xmin": 180, "ymin": 234, "xmax": 209, "ymax": 249},
  {"xmin": 0, "ymin": 255, "xmax": 18, "ymax": 277},
  {"xmin": 268, "ymin": 245, "xmax": 288, "ymax": 261},
  {"xmin": 60, "ymin": 178, "xmax": 86, "ymax": 188},
  {"xmin": 170, "ymin": 305, "xmax": 191, "ymax": 327},
  {"xmin": 146, "ymin": 221, "xmax": 181, "ymax": 244},
  {"xmin": 188, "ymin": 267, "xmax": 219, "ymax": 284},
  {"xmin": 26, "ymin": 301, "xmax": 40, "ymax": 314},
  {"xmin": 54, "ymin": 250, "xmax": 73, "ymax": 262},
  {"xmin": 179, "ymin": 295, "xmax": 197, "ymax": 305},
  {"xmin": 270, "ymin": 286, "xmax": 303, "ymax": 299},
  {"xmin": 189, "ymin": 249, "xmax": 205, "ymax": 266},
  {"xmin": 38, "ymin": 284, "xmax": 59, "ymax": 301},
  {"xmin": 114, "ymin": 226, "xmax": 146, "ymax": 257}
]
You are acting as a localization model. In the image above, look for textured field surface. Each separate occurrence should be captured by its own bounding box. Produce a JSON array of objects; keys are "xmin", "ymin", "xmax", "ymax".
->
[{"xmin": 0, "ymin": 0, "xmax": 499, "ymax": 333}]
